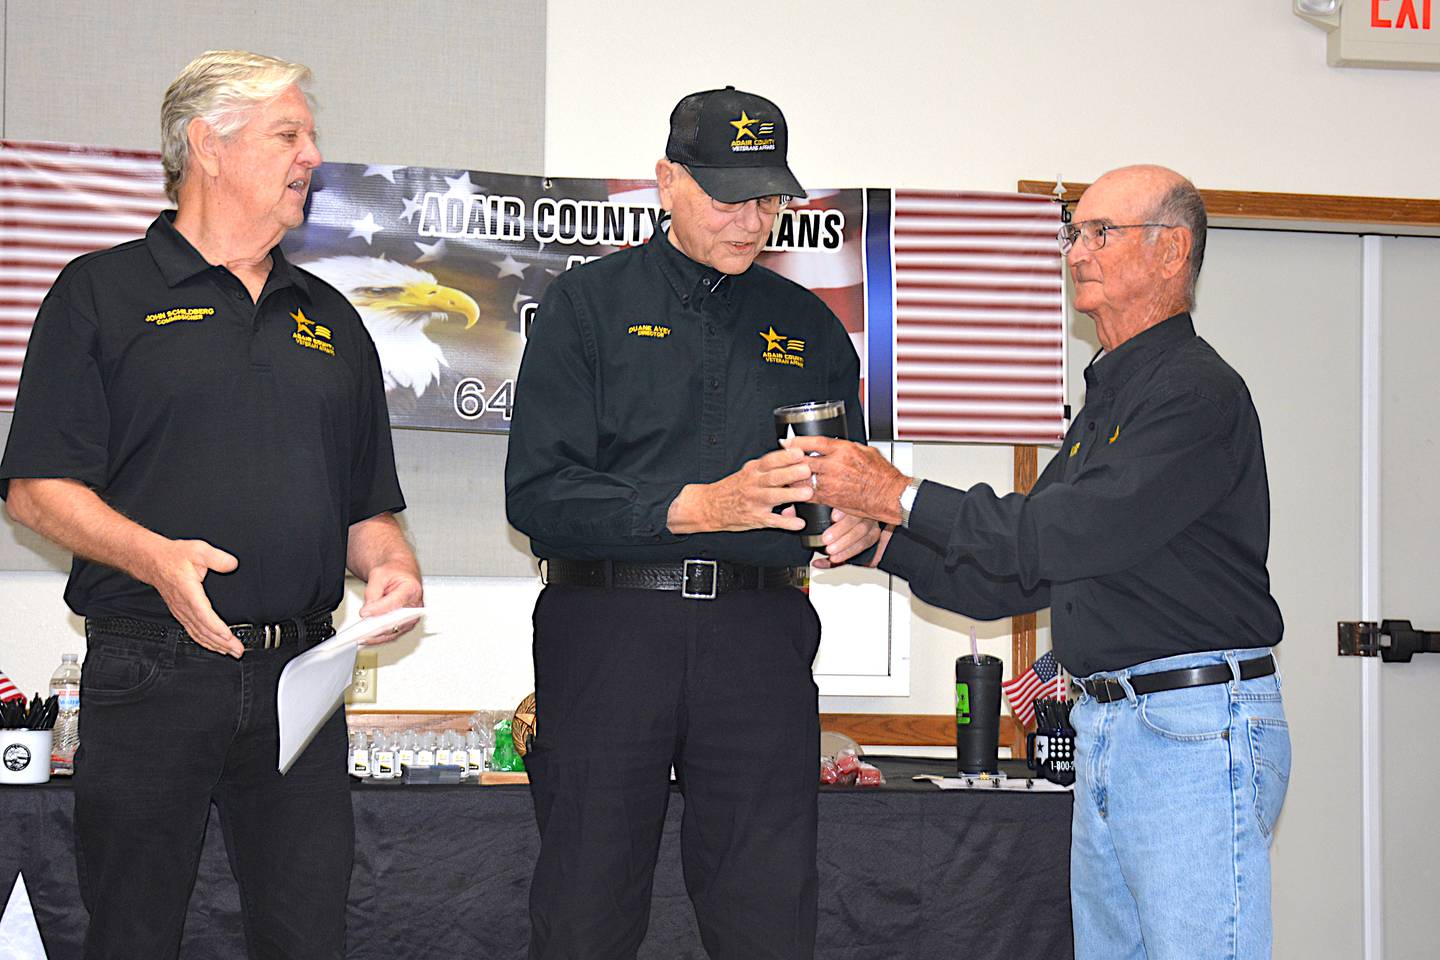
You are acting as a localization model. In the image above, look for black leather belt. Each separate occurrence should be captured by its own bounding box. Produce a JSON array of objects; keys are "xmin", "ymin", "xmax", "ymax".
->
[
  {"xmin": 1077, "ymin": 655, "xmax": 1275, "ymax": 703},
  {"xmin": 86, "ymin": 612, "xmax": 335, "ymax": 650},
  {"xmin": 544, "ymin": 559, "xmax": 806, "ymax": 600}
]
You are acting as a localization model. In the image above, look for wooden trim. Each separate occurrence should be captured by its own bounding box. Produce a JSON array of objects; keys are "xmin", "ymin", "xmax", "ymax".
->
[
  {"xmin": 821, "ymin": 712, "xmax": 1026, "ymax": 755},
  {"xmin": 1017, "ymin": 180, "xmax": 1440, "ymax": 229},
  {"xmin": 348, "ymin": 710, "xmax": 1027, "ymax": 755}
]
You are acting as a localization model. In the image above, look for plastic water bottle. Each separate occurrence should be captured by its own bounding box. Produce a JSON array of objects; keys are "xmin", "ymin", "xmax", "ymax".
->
[{"xmin": 49, "ymin": 653, "xmax": 82, "ymax": 774}]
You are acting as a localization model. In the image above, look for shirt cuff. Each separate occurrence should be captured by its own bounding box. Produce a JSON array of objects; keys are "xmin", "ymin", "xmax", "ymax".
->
[
  {"xmin": 902, "ymin": 479, "xmax": 963, "ymax": 551},
  {"xmin": 878, "ymin": 524, "xmax": 942, "ymax": 581}
]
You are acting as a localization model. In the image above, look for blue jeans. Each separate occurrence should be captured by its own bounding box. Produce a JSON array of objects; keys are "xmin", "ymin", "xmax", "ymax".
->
[{"xmin": 1069, "ymin": 649, "xmax": 1291, "ymax": 960}]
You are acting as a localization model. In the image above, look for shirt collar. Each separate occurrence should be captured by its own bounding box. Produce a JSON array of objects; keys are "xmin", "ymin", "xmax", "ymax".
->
[
  {"xmin": 145, "ymin": 210, "xmax": 310, "ymax": 296},
  {"xmin": 648, "ymin": 223, "xmax": 734, "ymax": 310},
  {"xmin": 1084, "ymin": 311, "xmax": 1195, "ymax": 393}
]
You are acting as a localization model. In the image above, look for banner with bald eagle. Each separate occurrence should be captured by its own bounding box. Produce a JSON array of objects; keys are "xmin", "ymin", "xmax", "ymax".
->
[{"xmin": 0, "ymin": 140, "xmax": 1065, "ymax": 444}]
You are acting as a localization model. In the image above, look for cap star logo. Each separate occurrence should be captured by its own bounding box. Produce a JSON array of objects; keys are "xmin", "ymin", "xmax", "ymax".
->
[
  {"xmin": 730, "ymin": 111, "xmax": 760, "ymax": 140},
  {"xmin": 759, "ymin": 326, "xmax": 805, "ymax": 369},
  {"xmin": 729, "ymin": 111, "xmax": 777, "ymax": 153},
  {"xmin": 291, "ymin": 308, "xmax": 335, "ymax": 356}
]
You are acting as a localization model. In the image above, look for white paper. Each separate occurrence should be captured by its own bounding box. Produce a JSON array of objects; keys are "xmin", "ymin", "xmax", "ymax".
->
[
  {"xmin": 0, "ymin": 873, "xmax": 48, "ymax": 960},
  {"xmin": 930, "ymin": 775, "xmax": 1072, "ymax": 793},
  {"xmin": 275, "ymin": 607, "xmax": 424, "ymax": 774}
]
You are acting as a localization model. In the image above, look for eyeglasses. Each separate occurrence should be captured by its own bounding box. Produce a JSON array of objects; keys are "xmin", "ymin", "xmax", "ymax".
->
[
  {"xmin": 1057, "ymin": 221, "xmax": 1176, "ymax": 254},
  {"xmin": 681, "ymin": 165, "xmax": 790, "ymax": 215}
]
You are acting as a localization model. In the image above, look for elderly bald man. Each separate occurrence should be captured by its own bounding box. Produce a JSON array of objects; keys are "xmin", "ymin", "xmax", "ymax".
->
[
  {"xmin": 1, "ymin": 51, "xmax": 419, "ymax": 959},
  {"xmin": 790, "ymin": 165, "xmax": 1290, "ymax": 960}
]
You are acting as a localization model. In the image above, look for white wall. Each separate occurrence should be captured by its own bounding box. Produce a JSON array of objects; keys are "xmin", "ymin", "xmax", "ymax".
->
[{"xmin": 544, "ymin": 1, "xmax": 1437, "ymax": 197}]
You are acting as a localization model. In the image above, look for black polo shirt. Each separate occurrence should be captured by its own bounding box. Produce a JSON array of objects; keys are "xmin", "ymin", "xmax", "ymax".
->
[
  {"xmin": 505, "ymin": 227, "xmax": 867, "ymax": 565},
  {"xmin": 881, "ymin": 313, "xmax": 1283, "ymax": 675},
  {"xmin": 0, "ymin": 212, "xmax": 405, "ymax": 623}
]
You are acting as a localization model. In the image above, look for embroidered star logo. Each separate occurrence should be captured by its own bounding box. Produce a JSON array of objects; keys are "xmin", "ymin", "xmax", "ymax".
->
[
  {"xmin": 760, "ymin": 326, "xmax": 785, "ymax": 353},
  {"xmin": 1108, "ymin": 424, "xmax": 1121, "ymax": 444},
  {"xmin": 291, "ymin": 308, "xmax": 316, "ymax": 336},
  {"xmin": 730, "ymin": 111, "xmax": 759, "ymax": 140}
]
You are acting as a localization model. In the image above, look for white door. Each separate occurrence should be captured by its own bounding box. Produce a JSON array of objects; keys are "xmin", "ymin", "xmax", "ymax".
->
[{"xmin": 1377, "ymin": 234, "xmax": 1440, "ymax": 960}]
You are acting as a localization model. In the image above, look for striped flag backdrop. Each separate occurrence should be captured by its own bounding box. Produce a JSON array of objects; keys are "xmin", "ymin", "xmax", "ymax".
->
[
  {"xmin": 1, "ymin": 140, "xmax": 1067, "ymax": 447},
  {"xmin": 0, "ymin": 140, "xmax": 167, "ymax": 407},
  {"xmin": 887, "ymin": 190, "xmax": 1066, "ymax": 444}
]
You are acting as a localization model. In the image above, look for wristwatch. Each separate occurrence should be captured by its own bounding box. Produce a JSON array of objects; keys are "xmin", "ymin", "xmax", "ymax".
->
[{"xmin": 898, "ymin": 478, "xmax": 922, "ymax": 528}]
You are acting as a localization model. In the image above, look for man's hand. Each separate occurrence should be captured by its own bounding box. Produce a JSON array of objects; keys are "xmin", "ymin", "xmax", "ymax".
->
[
  {"xmin": 785, "ymin": 436, "xmax": 910, "ymax": 525},
  {"xmin": 140, "ymin": 538, "xmax": 243, "ymax": 657},
  {"xmin": 667, "ymin": 446, "xmax": 814, "ymax": 534},
  {"xmin": 812, "ymin": 510, "xmax": 882, "ymax": 567},
  {"xmin": 348, "ymin": 513, "xmax": 423, "ymax": 644}
]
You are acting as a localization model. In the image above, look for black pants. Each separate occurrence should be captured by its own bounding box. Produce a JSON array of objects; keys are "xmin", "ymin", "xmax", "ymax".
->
[
  {"xmin": 526, "ymin": 584, "xmax": 822, "ymax": 960},
  {"xmin": 73, "ymin": 625, "xmax": 353, "ymax": 960}
]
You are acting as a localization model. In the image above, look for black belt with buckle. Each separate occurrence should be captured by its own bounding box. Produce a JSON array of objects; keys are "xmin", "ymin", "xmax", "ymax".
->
[
  {"xmin": 543, "ymin": 559, "xmax": 806, "ymax": 600},
  {"xmin": 86, "ymin": 612, "xmax": 335, "ymax": 650},
  {"xmin": 1076, "ymin": 654, "xmax": 1276, "ymax": 703}
]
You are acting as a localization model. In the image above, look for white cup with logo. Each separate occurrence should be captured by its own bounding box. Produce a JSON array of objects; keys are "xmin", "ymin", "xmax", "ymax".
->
[{"xmin": 0, "ymin": 729, "xmax": 53, "ymax": 784}]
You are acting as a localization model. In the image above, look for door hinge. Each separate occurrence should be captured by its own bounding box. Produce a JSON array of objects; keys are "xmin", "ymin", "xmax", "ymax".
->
[{"xmin": 1337, "ymin": 620, "xmax": 1440, "ymax": 663}]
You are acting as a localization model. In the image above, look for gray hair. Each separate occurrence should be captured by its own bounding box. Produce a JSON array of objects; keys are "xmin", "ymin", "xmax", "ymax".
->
[
  {"xmin": 160, "ymin": 50, "xmax": 313, "ymax": 203},
  {"xmin": 1150, "ymin": 179, "xmax": 1207, "ymax": 306}
]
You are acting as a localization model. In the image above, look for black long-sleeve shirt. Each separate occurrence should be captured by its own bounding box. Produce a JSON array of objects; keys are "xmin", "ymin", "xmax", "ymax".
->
[
  {"xmin": 880, "ymin": 313, "xmax": 1283, "ymax": 675},
  {"xmin": 505, "ymin": 229, "xmax": 868, "ymax": 565}
]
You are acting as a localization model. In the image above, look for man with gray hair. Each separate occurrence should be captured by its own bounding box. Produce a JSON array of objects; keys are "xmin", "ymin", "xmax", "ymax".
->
[
  {"xmin": 1, "ymin": 50, "xmax": 420, "ymax": 958},
  {"xmin": 790, "ymin": 165, "xmax": 1290, "ymax": 959}
]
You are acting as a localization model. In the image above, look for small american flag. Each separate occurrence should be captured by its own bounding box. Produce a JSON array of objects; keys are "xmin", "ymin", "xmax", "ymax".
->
[
  {"xmin": 0, "ymin": 140, "xmax": 167, "ymax": 409},
  {"xmin": 0, "ymin": 668, "xmax": 25, "ymax": 702},
  {"xmin": 1002, "ymin": 650, "xmax": 1059, "ymax": 727}
]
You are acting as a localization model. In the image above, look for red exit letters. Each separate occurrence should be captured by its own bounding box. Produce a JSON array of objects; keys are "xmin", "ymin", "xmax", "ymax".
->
[{"xmin": 1372, "ymin": 0, "xmax": 1434, "ymax": 30}]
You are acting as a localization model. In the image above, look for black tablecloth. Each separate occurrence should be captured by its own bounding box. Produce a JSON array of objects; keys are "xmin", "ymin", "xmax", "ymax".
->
[{"xmin": 1, "ymin": 758, "xmax": 1072, "ymax": 959}]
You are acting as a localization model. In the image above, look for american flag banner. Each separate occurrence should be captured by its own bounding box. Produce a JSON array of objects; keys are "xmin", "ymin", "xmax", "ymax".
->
[
  {"xmin": 1002, "ymin": 650, "xmax": 1060, "ymax": 727},
  {"xmin": 866, "ymin": 189, "xmax": 1066, "ymax": 444},
  {"xmin": 0, "ymin": 141, "xmax": 168, "ymax": 409},
  {"xmin": 0, "ymin": 668, "xmax": 25, "ymax": 702}
]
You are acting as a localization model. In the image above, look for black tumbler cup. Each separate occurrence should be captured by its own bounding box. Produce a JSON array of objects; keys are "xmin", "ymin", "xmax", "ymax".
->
[
  {"xmin": 955, "ymin": 654, "xmax": 1002, "ymax": 775},
  {"xmin": 773, "ymin": 400, "xmax": 848, "ymax": 549}
]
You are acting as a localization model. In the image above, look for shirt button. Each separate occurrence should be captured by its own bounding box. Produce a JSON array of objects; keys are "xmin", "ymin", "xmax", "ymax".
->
[
  {"xmin": 1065, "ymin": 602, "xmax": 1073, "ymax": 613},
  {"xmin": 1087, "ymin": 422, "xmax": 1095, "ymax": 431},
  {"xmin": 706, "ymin": 324, "xmax": 716, "ymax": 336},
  {"xmin": 707, "ymin": 435, "xmax": 718, "ymax": 445},
  {"xmin": 701, "ymin": 278, "xmax": 712, "ymax": 287},
  {"xmin": 709, "ymin": 378, "xmax": 720, "ymax": 390}
]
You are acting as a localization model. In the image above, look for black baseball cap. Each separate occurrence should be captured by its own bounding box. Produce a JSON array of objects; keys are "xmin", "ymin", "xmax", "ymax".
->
[{"xmin": 665, "ymin": 86, "xmax": 807, "ymax": 204}]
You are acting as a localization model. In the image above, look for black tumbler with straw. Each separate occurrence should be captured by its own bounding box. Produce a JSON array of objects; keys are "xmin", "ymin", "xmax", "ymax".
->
[
  {"xmin": 956, "ymin": 645, "xmax": 1003, "ymax": 775},
  {"xmin": 773, "ymin": 400, "xmax": 848, "ymax": 549}
]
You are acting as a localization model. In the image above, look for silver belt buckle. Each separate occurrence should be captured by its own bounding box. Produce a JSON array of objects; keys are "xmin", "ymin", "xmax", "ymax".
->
[
  {"xmin": 681, "ymin": 559, "xmax": 719, "ymax": 600},
  {"xmin": 264, "ymin": 623, "xmax": 280, "ymax": 649}
]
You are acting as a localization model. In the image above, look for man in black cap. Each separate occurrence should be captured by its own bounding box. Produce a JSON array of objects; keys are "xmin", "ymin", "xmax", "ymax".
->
[{"xmin": 506, "ymin": 86, "xmax": 878, "ymax": 959}]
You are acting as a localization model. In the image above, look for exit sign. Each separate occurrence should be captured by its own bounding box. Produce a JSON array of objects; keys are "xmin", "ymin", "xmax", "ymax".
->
[{"xmin": 1296, "ymin": 0, "xmax": 1440, "ymax": 69}]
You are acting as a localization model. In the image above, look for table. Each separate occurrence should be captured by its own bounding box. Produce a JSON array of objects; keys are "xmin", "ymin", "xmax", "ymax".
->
[{"xmin": 1, "ymin": 758, "xmax": 1072, "ymax": 959}]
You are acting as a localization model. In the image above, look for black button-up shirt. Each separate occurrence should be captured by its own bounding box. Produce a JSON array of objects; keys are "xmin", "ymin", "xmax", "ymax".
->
[
  {"xmin": 0, "ymin": 212, "xmax": 405, "ymax": 623},
  {"xmin": 880, "ymin": 313, "xmax": 1283, "ymax": 675},
  {"xmin": 505, "ymin": 228, "xmax": 867, "ymax": 565}
]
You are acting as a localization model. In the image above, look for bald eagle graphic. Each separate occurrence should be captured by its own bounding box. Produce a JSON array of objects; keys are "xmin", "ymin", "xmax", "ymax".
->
[{"xmin": 300, "ymin": 256, "xmax": 483, "ymax": 398}]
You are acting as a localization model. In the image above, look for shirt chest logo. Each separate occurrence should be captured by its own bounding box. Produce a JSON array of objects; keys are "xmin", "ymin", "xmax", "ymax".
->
[
  {"xmin": 291, "ymin": 308, "xmax": 335, "ymax": 356},
  {"xmin": 760, "ymin": 326, "xmax": 805, "ymax": 368},
  {"xmin": 626, "ymin": 323, "xmax": 671, "ymax": 339},
  {"xmin": 143, "ymin": 305, "xmax": 214, "ymax": 327}
]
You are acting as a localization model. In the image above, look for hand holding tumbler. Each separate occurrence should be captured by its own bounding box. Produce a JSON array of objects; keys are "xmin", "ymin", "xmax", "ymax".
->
[{"xmin": 773, "ymin": 400, "xmax": 848, "ymax": 549}]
